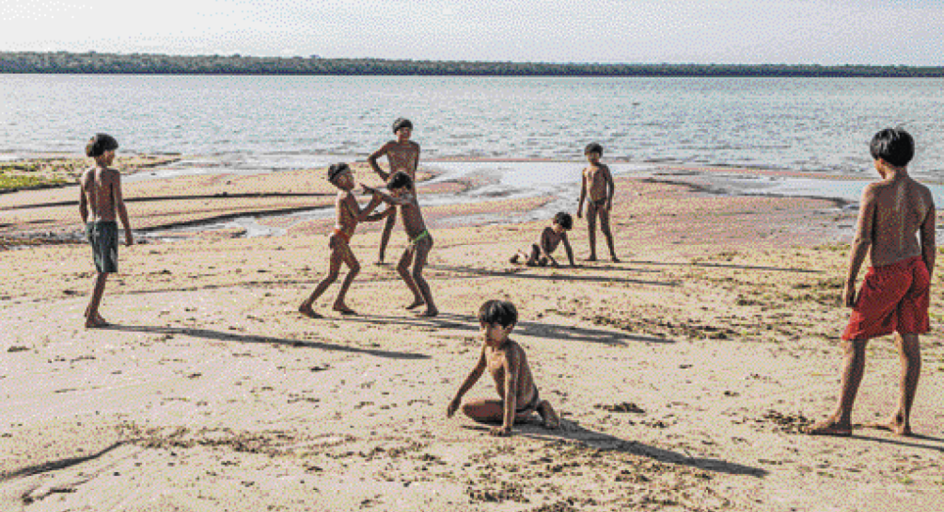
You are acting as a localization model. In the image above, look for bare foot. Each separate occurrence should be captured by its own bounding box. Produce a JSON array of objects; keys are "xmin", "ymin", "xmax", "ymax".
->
[
  {"xmin": 509, "ymin": 255, "xmax": 519, "ymax": 264},
  {"xmin": 866, "ymin": 417, "xmax": 912, "ymax": 436},
  {"xmin": 804, "ymin": 418, "xmax": 852, "ymax": 437},
  {"xmin": 418, "ymin": 308, "xmax": 439, "ymax": 318},
  {"xmin": 611, "ymin": 256, "xmax": 621, "ymax": 263},
  {"xmin": 538, "ymin": 401, "xmax": 560, "ymax": 429},
  {"xmin": 298, "ymin": 305, "xmax": 321, "ymax": 319},
  {"xmin": 585, "ymin": 256, "xmax": 597, "ymax": 262},
  {"xmin": 333, "ymin": 304, "xmax": 358, "ymax": 315},
  {"xmin": 85, "ymin": 317, "xmax": 110, "ymax": 329},
  {"xmin": 374, "ymin": 260, "xmax": 387, "ymax": 266},
  {"xmin": 405, "ymin": 300, "xmax": 425, "ymax": 310}
]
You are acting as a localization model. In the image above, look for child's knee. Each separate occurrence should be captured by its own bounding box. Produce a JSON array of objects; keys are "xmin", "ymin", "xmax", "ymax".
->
[{"xmin": 349, "ymin": 262, "xmax": 361, "ymax": 274}]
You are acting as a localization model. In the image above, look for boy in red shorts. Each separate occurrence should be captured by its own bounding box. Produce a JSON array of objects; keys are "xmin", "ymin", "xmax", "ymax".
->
[{"xmin": 807, "ymin": 128, "xmax": 936, "ymax": 437}]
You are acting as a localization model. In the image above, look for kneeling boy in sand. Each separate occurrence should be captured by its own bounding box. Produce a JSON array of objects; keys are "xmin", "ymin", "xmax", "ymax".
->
[
  {"xmin": 447, "ymin": 300, "xmax": 560, "ymax": 436},
  {"xmin": 807, "ymin": 128, "xmax": 935, "ymax": 437},
  {"xmin": 577, "ymin": 143, "xmax": 619, "ymax": 262},
  {"xmin": 79, "ymin": 133, "xmax": 133, "ymax": 328},
  {"xmin": 510, "ymin": 212, "xmax": 576, "ymax": 267},
  {"xmin": 299, "ymin": 163, "xmax": 390, "ymax": 318},
  {"xmin": 364, "ymin": 171, "xmax": 438, "ymax": 317}
]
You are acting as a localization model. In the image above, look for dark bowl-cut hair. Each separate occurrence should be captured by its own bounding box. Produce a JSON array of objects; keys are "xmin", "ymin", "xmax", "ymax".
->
[
  {"xmin": 392, "ymin": 117, "xmax": 413, "ymax": 134},
  {"xmin": 387, "ymin": 171, "xmax": 413, "ymax": 191},
  {"xmin": 584, "ymin": 142, "xmax": 603, "ymax": 155},
  {"xmin": 85, "ymin": 133, "xmax": 119, "ymax": 158},
  {"xmin": 870, "ymin": 128, "xmax": 914, "ymax": 168},
  {"xmin": 327, "ymin": 162, "xmax": 350, "ymax": 182},
  {"xmin": 553, "ymin": 212, "xmax": 574, "ymax": 230},
  {"xmin": 478, "ymin": 299, "xmax": 518, "ymax": 327}
]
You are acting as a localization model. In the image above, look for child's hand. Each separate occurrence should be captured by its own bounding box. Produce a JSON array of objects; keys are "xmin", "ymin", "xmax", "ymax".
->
[
  {"xmin": 576, "ymin": 208, "xmax": 583, "ymax": 219},
  {"xmin": 446, "ymin": 398, "xmax": 461, "ymax": 418},
  {"xmin": 843, "ymin": 282, "xmax": 856, "ymax": 308},
  {"xmin": 489, "ymin": 425, "xmax": 511, "ymax": 437},
  {"xmin": 125, "ymin": 231, "xmax": 134, "ymax": 247},
  {"xmin": 606, "ymin": 201, "xmax": 613, "ymax": 211}
]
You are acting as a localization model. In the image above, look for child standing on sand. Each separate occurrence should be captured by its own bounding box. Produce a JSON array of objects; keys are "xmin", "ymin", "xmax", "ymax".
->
[
  {"xmin": 577, "ymin": 143, "xmax": 619, "ymax": 262},
  {"xmin": 364, "ymin": 172, "xmax": 438, "ymax": 317},
  {"xmin": 447, "ymin": 300, "xmax": 560, "ymax": 436},
  {"xmin": 807, "ymin": 128, "xmax": 935, "ymax": 437},
  {"xmin": 299, "ymin": 163, "xmax": 391, "ymax": 318},
  {"xmin": 510, "ymin": 212, "xmax": 577, "ymax": 267},
  {"xmin": 79, "ymin": 133, "xmax": 133, "ymax": 328},
  {"xmin": 367, "ymin": 118, "xmax": 420, "ymax": 265}
]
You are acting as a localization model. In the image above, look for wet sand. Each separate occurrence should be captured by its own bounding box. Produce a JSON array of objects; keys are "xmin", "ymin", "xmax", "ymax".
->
[{"xmin": 2, "ymin": 162, "xmax": 944, "ymax": 511}]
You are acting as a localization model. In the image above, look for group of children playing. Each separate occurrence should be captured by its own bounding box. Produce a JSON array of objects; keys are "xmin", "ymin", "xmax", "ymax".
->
[{"xmin": 77, "ymin": 124, "xmax": 934, "ymax": 438}]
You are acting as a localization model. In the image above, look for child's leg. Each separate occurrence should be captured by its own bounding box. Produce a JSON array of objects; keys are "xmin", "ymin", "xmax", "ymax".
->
[
  {"xmin": 410, "ymin": 237, "xmax": 438, "ymax": 317},
  {"xmin": 807, "ymin": 339, "xmax": 868, "ymax": 436},
  {"xmin": 525, "ymin": 244, "xmax": 541, "ymax": 266},
  {"xmin": 872, "ymin": 333, "xmax": 921, "ymax": 435},
  {"xmin": 536, "ymin": 400, "xmax": 560, "ymax": 429},
  {"xmin": 84, "ymin": 272, "xmax": 109, "ymax": 328},
  {"xmin": 586, "ymin": 202, "xmax": 598, "ymax": 261},
  {"xmin": 510, "ymin": 249, "xmax": 528, "ymax": 264},
  {"xmin": 332, "ymin": 244, "xmax": 361, "ymax": 314},
  {"xmin": 376, "ymin": 213, "xmax": 397, "ymax": 264},
  {"xmin": 396, "ymin": 245, "xmax": 424, "ymax": 309},
  {"xmin": 460, "ymin": 399, "xmax": 535, "ymax": 424},
  {"xmin": 598, "ymin": 207, "xmax": 619, "ymax": 262},
  {"xmin": 299, "ymin": 243, "xmax": 345, "ymax": 318}
]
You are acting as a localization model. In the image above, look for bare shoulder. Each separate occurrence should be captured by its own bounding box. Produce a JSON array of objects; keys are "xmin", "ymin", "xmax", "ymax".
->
[{"xmin": 409, "ymin": 141, "xmax": 420, "ymax": 151}]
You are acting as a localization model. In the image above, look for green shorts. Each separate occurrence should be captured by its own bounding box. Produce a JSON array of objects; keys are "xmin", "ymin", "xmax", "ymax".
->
[{"xmin": 86, "ymin": 221, "xmax": 118, "ymax": 273}]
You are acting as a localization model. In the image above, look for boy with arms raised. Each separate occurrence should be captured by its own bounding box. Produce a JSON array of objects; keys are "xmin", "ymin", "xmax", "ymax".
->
[
  {"xmin": 79, "ymin": 133, "xmax": 132, "ymax": 328},
  {"xmin": 807, "ymin": 128, "xmax": 935, "ymax": 437},
  {"xmin": 299, "ymin": 163, "xmax": 391, "ymax": 318},
  {"xmin": 510, "ymin": 212, "xmax": 576, "ymax": 267},
  {"xmin": 367, "ymin": 117, "xmax": 420, "ymax": 265},
  {"xmin": 363, "ymin": 171, "xmax": 438, "ymax": 317},
  {"xmin": 577, "ymin": 143, "xmax": 619, "ymax": 262},
  {"xmin": 447, "ymin": 300, "xmax": 560, "ymax": 436}
]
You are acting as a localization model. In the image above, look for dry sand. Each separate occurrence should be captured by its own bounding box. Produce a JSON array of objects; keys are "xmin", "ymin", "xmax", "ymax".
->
[{"xmin": 1, "ymin": 164, "xmax": 943, "ymax": 511}]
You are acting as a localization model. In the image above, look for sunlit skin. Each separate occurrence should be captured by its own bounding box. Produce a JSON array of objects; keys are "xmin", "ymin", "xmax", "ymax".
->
[
  {"xmin": 79, "ymin": 148, "xmax": 132, "ymax": 328},
  {"xmin": 808, "ymin": 156, "xmax": 935, "ymax": 437},
  {"xmin": 447, "ymin": 320, "xmax": 559, "ymax": 436},
  {"xmin": 298, "ymin": 168, "xmax": 390, "ymax": 318},
  {"xmin": 577, "ymin": 151, "xmax": 619, "ymax": 262},
  {"xmin": 367, "ymin": 126, "xmax": 420, "ymax": 264},
  {"xmin": 510, "ymin": 220, "xmax": 576, "ymax": 267}
]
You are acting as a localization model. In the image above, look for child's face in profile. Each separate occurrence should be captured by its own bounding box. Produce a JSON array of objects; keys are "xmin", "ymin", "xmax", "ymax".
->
[
  {"xmin": 334, "ymin": 170, "xmax": 355, "ymax": 190},
  {"xmin": 390, "ymin": 186, "xmax": 407, "ymax": 198},
  {"xmin": 396, "ymin": 127, "xmax": 412, "ymax": 141},
  {"xmin": 552, "ymin": 221, "xmax": 568, "ymax": 233},
  {"xmin": 480, "ymin": 321, "xmax": 513, "ymax": 345},
  {"xmin": 101, "ymin": 149, "xmax": 116, "ymax": 166},
  {"xmin": 585, "ymin": 151, "xmax": 601, "ymax": 164}
]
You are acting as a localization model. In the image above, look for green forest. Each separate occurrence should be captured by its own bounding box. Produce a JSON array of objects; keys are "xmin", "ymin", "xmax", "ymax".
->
[{"xmin": 1, "ymin": 51, "xmax": 942, "ymax": 77}]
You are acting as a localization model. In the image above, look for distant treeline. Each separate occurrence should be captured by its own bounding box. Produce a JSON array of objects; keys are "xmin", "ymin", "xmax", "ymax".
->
[{"xmin": 2, "ymin": 51, "xmax": 943, "ymax": 77}]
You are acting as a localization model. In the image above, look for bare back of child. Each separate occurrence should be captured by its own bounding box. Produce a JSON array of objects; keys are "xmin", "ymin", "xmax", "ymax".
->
[
  {"xmin": 510, "ymin": 212, "xmax": 576, "ymax": 267},
  {"xmin": 447, "ymin": 300, "xmax": 559, "ymax": 436}
]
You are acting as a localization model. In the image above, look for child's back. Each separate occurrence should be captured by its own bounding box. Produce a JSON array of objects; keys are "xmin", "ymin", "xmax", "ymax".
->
[{"xmin": 866, "ymin": 176, "xmax": 934, "ymax": 266}]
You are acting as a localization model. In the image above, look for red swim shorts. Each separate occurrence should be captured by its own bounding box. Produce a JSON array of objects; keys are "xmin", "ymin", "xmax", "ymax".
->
[{"xmin": 842, "ymin": 256, "xmax": 930, "ymax": 341}]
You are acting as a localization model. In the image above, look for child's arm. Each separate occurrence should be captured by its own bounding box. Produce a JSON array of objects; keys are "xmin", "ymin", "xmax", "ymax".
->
[
  {"xmin": 492, "ymin": 350, "xmax": 521, "ymax": 436},
  {"xmin": 112, "ymin": 173, "xmax": 133, "ymax": 246},
  {"xmin": 355, "ymin": 192, "xmax": 385, "ymax": 222},
  {"xmin": 362, "ymin": 185, "xmax": 411, "ymax": 206},
  {"xmin": 604, "ymin": 165, "xmax": 615, "ymax": 211},
  {"xmin": 539, "ymin": 229, "xmax": 560, "ymax": 268},
  {"xmin": 844, "ymin": 185, "xmax": 877, "ymax": 307},
  {"xmin": 447, "ymin": 350, "xmax": 486, "ymax": 417},
  {"xmin": 920, "ymin": 202, "xmax": 936, "ymax": 280},
  {"xmin": 363, "ymin": 206, "xmax": 395, "ymax": 223},
  {"xmin": 561, "ymin": 232, "xmax": 576, "ymax": 267},
  {"xmin": 577, "ymin": 171, "xmax": 587, "ymax": 218},
  {"xmin": 78, "ymin": 174, "xmax": 89, "ymax": 223},
  {"xmin": 367, "ymin": 144, "xmax": 391, "ymax": 181}
]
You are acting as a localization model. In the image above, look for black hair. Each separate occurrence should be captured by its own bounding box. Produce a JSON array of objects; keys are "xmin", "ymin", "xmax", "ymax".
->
[
  {"xmin": 584, "ymin": 142, "xmax": 603, "ymax": 156},
  {"xmin": 387, "ymin": 171, "xmax": 413, "ymax": 191},
  {"xmin": 392, "ymin": 117, "xmax": 413, "ymax": 134},
  {"xmin": 85, "ymin": 133, "xmax": 119, "ymax": 158},
  {"xmin": 327, "ymin": 162, "xmax": 350, "ymax": 182},
  {"xmin": 869, "ymin": 128, "xmax": 914, "ymax": 168},
  {"xmin": 478, "ymin": 299, "xmax": 518, "ymax": 327},
  {"xmin": 553, "ymin": 212, "xmax": 573, "ymax": 230}
]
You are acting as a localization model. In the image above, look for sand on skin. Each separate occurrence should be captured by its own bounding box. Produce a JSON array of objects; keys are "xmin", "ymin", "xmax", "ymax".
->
[{"xmin": 2, "ymin": 169, "xmax": 944, "ymax": 511}]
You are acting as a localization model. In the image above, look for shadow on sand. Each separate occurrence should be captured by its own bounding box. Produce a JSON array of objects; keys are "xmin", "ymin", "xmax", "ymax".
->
[
  {"xmin": 632, "ymin": 259, "xmax": 824, "ymax": 274},
  {"xmin": 107, "ymin": 323, "xmax": 430, "ymax": 360},
  {"xmin": 462, "ymin": 420, "xmax": 767, "ymax": 477},
  {"xmin": 338, "ymin": 312, "xmax": 673, "ymax": 346},
  {"xmin": 428, "ymin": 264, "xmax": 678, "ymax": 287}
]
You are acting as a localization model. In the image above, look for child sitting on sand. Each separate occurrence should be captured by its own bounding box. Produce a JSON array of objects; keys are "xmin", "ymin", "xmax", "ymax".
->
[
  {"xmin": 577, "ymin": 143, "xmax": 619, "ymax": 262},
  {"xmin": 807, "ymin": 127, "xmax": 936, "ymax": 437},
  {"xmin": 363, "ymin": 172, "xmax": 438, "ymax": 317},
  {"xmin": 447, "ymin": 300, "xmax": 560, "ymax": 436},
  {"xmin": 510, "ymin": 212, "xmax": 576, "ymax": 267},
  {"xmin": 79, "ymin": 133, "xmax": 133, "ymax": 328},
  {"xmin": 299, "ymin": 163, "xmax": 391, "ymax": 318}
]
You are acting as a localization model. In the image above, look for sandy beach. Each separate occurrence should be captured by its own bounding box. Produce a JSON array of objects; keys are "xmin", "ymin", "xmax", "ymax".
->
[{"xmin": 1, "ymin": 160, "xmax": 943, "ymax": 511}]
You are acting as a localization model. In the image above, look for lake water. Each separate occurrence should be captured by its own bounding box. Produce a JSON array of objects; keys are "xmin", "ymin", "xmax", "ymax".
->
[{"xmin": 2, "ymin": 74, "xmax": 943, "ymax": 176}]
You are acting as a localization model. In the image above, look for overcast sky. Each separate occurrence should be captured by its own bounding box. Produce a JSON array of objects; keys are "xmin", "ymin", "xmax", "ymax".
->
[{"xmin": 1, "ymin": 0, "xmax": 941, "ymax": 65}]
